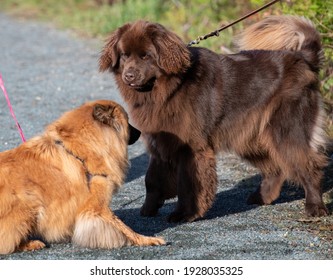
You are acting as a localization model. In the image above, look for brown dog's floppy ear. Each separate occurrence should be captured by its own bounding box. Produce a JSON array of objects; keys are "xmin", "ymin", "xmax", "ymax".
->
[
  {"xmin": 99, "ymin": 23, "xmax": 131, "ymax": 72},
  {"xmin": 147, "ymin": 23, "xmax": 191, "ymax": 75}
]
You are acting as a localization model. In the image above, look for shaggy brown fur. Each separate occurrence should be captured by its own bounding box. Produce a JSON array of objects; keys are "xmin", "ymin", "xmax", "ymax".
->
[
  {"xmin": 99, "ymin": 16, "xmax": 329, "ymax": 222},
  {"xmin": 0, "ymin": 100, "xmax": 164, "ymax": 255}
]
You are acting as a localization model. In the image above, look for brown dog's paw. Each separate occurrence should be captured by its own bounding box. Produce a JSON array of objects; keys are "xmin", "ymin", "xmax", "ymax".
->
[
  {"xmin": 167, "ymin": 211, "xmax": 201, "ymax": 223},
  {"xmin": 140, "ymin": 207, "xmax": 158, "ymax": 217},
  {"xmin": 140, "ymin": 202, "xmax": 163, "ymax": 217},
  {"xmin": 18, "ymin": 240, "xmax": 46, "ymax": 252},
  {"xmin": 247, "ymin": 190, "xmax": 265, "ymax": 205},
  {"xmin": 305, "ymin": 203, "xmax": 329, "ymax": 217}
]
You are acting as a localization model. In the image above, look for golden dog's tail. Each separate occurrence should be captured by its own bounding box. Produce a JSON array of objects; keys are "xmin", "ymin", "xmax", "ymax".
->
[{"xmin": 237, "ymin": 15, "xmax": 323, "ymax": 72}]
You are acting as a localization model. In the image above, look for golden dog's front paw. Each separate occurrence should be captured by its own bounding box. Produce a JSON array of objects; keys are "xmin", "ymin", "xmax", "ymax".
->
[
  {"xmin": 18, "ymin": 240, "xmax": 46, "ymax": 252},
  {"xmin": 148, "ymin": 236, "xmax": 166, "ymax": 246},
  {"xmin": 136, "ymin": 235, "xmax": 166, "ymax": 246}
]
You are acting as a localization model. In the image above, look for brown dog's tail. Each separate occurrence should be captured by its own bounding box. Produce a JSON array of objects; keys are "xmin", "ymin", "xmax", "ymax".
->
[{"xmin": 236, "ymin": 15, "xmax": 323, "ymax": 72}]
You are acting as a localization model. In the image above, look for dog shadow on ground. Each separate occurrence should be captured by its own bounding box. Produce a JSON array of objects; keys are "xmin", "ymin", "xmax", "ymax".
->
[{"xmin": 117, "ymin": 153, "xmax": 333, "ymax": 236}]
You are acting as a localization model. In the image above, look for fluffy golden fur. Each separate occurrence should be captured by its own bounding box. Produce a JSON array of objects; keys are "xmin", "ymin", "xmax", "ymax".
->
[
  {"xmin": 0, "ymin": 100, "xmax": 164, "ymax": 255},
  {"xmin": 99, "ymin": 16, "xmax": 329, "ymax": 222}
]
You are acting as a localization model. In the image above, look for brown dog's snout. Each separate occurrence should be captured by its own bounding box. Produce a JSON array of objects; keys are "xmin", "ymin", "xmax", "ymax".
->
[
  {"xmin": 125, "ymin": 72, "xmax": 135, "ymax": 82},
  {"xmin": 123, "ymin": 68, "xmax": 138, "ymax": 83}
]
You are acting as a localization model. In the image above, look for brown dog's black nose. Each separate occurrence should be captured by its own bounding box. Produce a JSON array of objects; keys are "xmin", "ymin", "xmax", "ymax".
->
[{"xmin": 125, "ymin": 72, "xmax": 135, "ymax": 82}]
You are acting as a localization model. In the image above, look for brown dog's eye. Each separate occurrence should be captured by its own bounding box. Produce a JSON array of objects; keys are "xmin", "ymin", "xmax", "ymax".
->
[{"xmin": 141, "ymin": 53, "xmax": 150, "ymax": 60}]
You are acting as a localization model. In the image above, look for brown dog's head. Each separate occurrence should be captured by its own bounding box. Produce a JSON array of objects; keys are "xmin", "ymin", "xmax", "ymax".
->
[{"xmin": 99, "ymin": 20, "xmax": 191, "ymax": 91}]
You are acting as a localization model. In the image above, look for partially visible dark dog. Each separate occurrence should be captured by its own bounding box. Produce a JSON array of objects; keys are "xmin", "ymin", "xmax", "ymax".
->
[
  {"xmin": 0, "ymin": 100, "xmax": 164, "ymax": 255},
  {"xmin": 100, "ymin": 16, "xmax": 329, "ymax": 222}
]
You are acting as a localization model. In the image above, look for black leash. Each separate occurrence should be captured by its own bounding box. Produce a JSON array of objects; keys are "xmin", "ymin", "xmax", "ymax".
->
[{"xmin": 187, "ymin": 0, "xmax": 281, "ymax": 47}]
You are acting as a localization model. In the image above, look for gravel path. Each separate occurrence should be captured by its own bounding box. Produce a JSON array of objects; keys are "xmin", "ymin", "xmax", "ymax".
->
[{"xmin": 0, "ymin": 13, "xmax": 333, "ymax": 261}]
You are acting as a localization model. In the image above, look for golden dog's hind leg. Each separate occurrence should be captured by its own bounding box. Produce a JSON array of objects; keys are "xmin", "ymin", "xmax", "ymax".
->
[{"xmin": 72, "ymin": 176, "xmax": 165, "ymax": 249}]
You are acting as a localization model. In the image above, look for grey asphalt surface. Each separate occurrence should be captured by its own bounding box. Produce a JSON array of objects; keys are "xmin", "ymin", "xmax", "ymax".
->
[{"xmin": 0, "ymin": 13, "xmax": 333, "ymax": 260}]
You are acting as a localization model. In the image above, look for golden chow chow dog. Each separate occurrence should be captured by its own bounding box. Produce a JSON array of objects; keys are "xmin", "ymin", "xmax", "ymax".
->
[
  {"xmin": 99, "ymin": 16, "xmax": 329, "ymax": 223},
  {"xmin": 0, "ymin": 100, "xmax": 165, "ymax": 255}
]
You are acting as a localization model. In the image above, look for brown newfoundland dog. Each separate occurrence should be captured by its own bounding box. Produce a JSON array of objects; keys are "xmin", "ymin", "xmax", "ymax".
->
[
  {"xmin": 0, "ymin": 100, "xmax": 164, "ymax": 254},
  {"xmin": 99, "ymin": 16, "xmax": 329, "ymax": 222}
]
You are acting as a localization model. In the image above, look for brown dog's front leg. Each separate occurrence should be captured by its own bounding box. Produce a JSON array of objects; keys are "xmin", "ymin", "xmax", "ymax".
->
[
  {"xmin": 168, "ymin": 146, "xmax": 217, "ymax": 223},
  {"xmin": 141, "ymin": 155, "xmax": 177, "ymax": 217}
]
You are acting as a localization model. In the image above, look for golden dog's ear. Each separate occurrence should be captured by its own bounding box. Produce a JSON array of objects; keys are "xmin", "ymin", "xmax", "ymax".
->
[
  {"xmin": 99, "ymin": 23, "xmax": 131, "ymax": 72},
  {"xmin": 147, "ymin": 23, "xmax": 191, "ymax": 74},
  {"xmin": 93, "ymin": 104, "xmax": 122, "ymax": 132},
  {"xmin": 93, "ymin": 104, "xmax": 141, "ymax": 144}
]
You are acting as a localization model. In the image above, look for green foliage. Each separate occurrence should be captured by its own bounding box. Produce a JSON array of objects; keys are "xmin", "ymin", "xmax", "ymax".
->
[
  {"xmin": 158, "ymin": 0, "xmax": 245, "ymax": 50},
  {"xmin": 280, "ymin": 0, "xmax": 333, "ymax": 58}
]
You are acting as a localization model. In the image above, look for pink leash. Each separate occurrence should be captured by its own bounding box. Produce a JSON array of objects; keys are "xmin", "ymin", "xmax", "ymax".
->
[{"xmin": 0, "ymin": 73, "xmax": 26, "ymax": 142}]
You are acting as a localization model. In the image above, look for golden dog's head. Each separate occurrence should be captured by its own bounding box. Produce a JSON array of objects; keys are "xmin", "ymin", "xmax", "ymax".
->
[
  {"xmin": 47, "ymin": 100, "xmax": 140, "ymax": 158},
  {"xmin": 48, "ymin": 100, "xmax": 141, "ymax": 145},
  {"xmin": 99, "ymin": 20, "xmax": 191, "ymax": 92}
]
